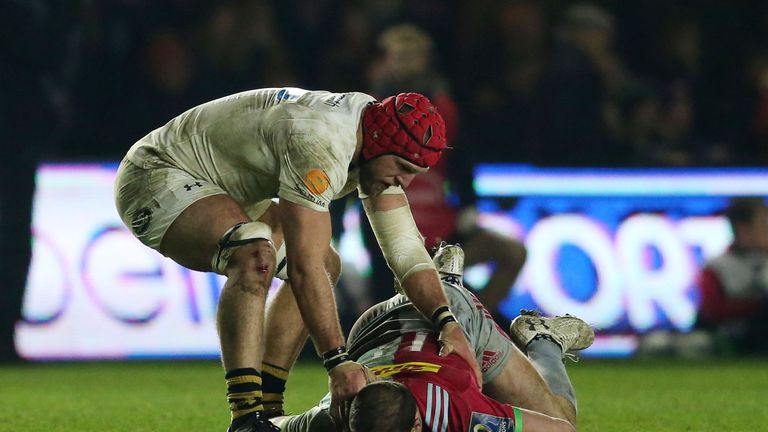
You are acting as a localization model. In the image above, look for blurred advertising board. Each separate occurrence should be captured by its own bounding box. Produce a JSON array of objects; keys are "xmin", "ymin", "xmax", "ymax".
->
[
  {"xmin": 17, "ymin": 163, "xmax": 767, "ymax": 359},
  {"xmin": 470, "ymin": 165, "xmax": 768, "ymax": 356}
]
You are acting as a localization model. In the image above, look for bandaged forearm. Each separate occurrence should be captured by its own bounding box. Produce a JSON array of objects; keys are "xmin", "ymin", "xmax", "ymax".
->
[{"xmin": 367, "ymin": 205, "xmax": 436, "ymax": 283}]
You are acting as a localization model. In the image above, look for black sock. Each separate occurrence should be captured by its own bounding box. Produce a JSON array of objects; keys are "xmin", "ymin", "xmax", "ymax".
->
[
  {"xmin": 226, "ymin": 368, "xmax": 263, "ymax": 423},
  {"xmin": 261, "ymin": 362, "xmax": 289, "ymax": 415}
]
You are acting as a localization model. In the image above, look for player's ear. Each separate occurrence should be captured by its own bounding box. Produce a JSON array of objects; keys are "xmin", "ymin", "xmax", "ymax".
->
[
  {"xmin": 398, "ymin": 157, "xmax": 429, "ymax": 174},
  {"xmin": 360, "ymin": 365, "xmax": 380, "ymax": 383},
  {"xmin": 410, "ymin": 410, "xmax": 422, "ymax": 432}
]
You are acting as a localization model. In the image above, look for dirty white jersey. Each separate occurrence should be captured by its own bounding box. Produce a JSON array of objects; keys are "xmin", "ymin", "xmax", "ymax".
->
[{"xmin": 125, "ymin": 88, "xmax": 375, "ymax": 211}]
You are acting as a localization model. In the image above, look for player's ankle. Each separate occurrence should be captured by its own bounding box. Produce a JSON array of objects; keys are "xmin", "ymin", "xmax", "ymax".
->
[
  {"xmin": 529, "ymin": 333, "xmax": 564, "ymax": 353},
  {"xmin": 261, "ymin": 361, "xmax": 289, "ymax": 418},
  {"xmin": 226, "ymin": 368, "xmax": 264, "ymax": 422}
]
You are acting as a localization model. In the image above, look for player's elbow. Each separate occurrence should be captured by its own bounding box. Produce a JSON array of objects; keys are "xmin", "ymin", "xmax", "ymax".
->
[{"xmin": 555, "ymin": 419, "xmax": 577, "ymax": 432}]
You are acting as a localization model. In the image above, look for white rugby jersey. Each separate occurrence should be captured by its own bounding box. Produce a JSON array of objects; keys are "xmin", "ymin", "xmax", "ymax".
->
[{"xmin": 126, "ymin": 88, "xmax": 376, "ymax": 211}]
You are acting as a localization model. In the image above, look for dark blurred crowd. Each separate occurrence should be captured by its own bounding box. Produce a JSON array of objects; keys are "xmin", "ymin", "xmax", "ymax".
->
[
  {"xmin": 4, "ymin": 0, "xmax": 768, "ymax": 166},
  {"xmin": 4, "ymin": 0, "xmax": 768, "ymax": 360}
]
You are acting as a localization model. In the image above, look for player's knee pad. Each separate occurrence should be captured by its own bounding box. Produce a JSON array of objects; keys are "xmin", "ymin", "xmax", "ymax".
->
[
  {"xmin": 212, "ymin": 221, "xmax": 274, "ymax": 275},
  {"xmin": 274, "ymin": 241, "xmax": 288, "ymax": 280}
]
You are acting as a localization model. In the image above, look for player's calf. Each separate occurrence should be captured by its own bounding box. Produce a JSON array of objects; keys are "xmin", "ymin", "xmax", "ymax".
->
[{"xmin": 509, "ymin": 310, "xmax": 594, "ymax": 424}]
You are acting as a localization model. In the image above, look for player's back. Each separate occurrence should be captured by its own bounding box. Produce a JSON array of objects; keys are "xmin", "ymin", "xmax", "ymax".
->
[
  {"xmin": 377, "ymin": 333, "xmax": 518, "ymax": 432},
  {"xmin": 125, "ymin": 88, "xmax": 374, "ymax": 206}
]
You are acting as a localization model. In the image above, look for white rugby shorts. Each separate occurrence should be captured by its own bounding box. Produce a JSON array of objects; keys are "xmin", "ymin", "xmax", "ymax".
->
[{"xmin": 114, "ymin": 159, "xmax": 272, "ymax": 250}]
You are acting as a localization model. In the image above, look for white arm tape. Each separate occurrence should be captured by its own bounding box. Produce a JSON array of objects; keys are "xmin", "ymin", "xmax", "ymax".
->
[
  {"xmin": 357, "ymin": 185, "xmax": 405, "ymax": 199},
  {"xmin": 366, "ymin": 204, "xmax": 436, "ymax": 283},
  {"xmin": 212, "ymin": 221, "xmax": 274, "ymax": 275}
]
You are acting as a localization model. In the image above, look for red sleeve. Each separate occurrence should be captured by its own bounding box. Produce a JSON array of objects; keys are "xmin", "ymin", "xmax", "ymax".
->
[{"xmin": 698, "ymin": 268, "xmax": 763, "ymax": 323}]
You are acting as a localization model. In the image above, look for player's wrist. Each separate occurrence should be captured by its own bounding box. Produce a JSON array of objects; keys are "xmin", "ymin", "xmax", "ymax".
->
[
  {"xmin": 322, "ymin": 346, "xmax": 351, "ymax": 372},
  {"xmin": 431, "ymin": 305, "xmax": 458, "ymax": 330},
  {"xmin": 441, "ymin": 320, "xmax": 461, "ymax": 332}
]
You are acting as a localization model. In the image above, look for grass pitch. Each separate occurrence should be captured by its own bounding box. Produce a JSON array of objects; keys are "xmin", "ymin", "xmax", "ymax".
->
[{"xmin": 0, "ymin": 358, "xmax": 766, "ymax": 431}]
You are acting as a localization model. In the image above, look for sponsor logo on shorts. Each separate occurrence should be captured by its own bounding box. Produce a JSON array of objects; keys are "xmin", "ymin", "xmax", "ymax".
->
[
  {"xmin": 292, "ymin": 184, "xmax": 328, "ymax": 208},
  {"xmin": 131, "ymin": 207, "xmax": 153, "ymax": 236},
  {"xmin": 440, "ymin": 274, "xmax": 462, "ymax": 285},
  {"xmin": 302, "ymin": 169, "xmax": 330, "ymax": 195},
  {"xmin": 369, "ymin": 361, "xmax": 441, "ymax": 378},
  {"xmin": 323, "ymin": 93, "xmax": 348, "ymax": 107},
  {"xmin": 469, "ymin": 412, "xmax": 513, "ymax": 432},
  {"xmin": 481, "ymin": 350, "xmax": 501, "ymax": 373},
  {"xmin": 183, "ymin": 181, "xmax": 203, "ymax": 191}
]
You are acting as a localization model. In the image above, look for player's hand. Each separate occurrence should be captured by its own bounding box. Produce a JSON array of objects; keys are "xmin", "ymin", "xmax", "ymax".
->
[
  {"xmin": 328, "ymin": 361, "xmax": 369, "ymax": 431},
  {"xmin": 438, "ymin": 321, "xmax": 483, "ymax": 389}
]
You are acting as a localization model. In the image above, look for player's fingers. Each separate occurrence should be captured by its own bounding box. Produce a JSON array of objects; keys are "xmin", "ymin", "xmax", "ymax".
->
[
  {"xmin": 340, "ymin": 399, "xmax": 351, "ymax": 430},
  {"xmin": 471, "ymin": 357, "xmax": 483, "ymax": 389},
  {"xmin": 334, "ymin": 397, "xmax": 352, "ymax": 431},
  {"xmin": 438, "ymin": 339, "xmax": 454, "ymax": 357},
  {"xmin": 330, "ymin": 398, "xmax": 345, "ymax": 431},
  {"xmin": 456, "ymin": 344, "xmax": 483, "ymax": 388}
]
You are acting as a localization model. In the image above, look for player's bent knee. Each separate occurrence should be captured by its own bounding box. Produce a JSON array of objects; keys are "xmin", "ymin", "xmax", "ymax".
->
[
  {"xmin": 496, "ymin": 238, "xmax": 527, "ymax": 267},
  {"xmin": 212, "ymin": 221, "xmax": 275, "ymax": 274},
  {"xmin": 223, "ymin": 245, "xmax": 277, "ymax": 297},
  {"xmin": 510, "ymin": 240, "xmax": 527, "ymax": 263}
]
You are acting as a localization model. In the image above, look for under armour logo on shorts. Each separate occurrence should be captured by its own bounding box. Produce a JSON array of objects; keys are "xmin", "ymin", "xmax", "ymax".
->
[{"xmin": 184, "ymin": 182, "xmax": 203, "ymax": 191}]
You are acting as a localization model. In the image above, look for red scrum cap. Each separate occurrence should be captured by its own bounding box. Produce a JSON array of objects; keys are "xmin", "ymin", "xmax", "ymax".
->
[{"xmin": 361, "ymin": 93, "xmax": 447, "ymax": 168}]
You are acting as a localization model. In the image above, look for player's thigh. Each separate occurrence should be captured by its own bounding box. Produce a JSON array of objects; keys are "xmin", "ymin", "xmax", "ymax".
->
[
  {"xmin": 115, "ymin": 160, "xmax": 250, "ymax": 271},
  {"xmin": 162, "ymin": 194, "xmax": 258, "ymax": 271},
  {"xmin": 245, "ymin": 200, "xmax": 283, "ymax": 247},
  {"xmin": 437, "ymin": 283, "xmax": 515, "ymax": 383},
  {"xmin": 244, "ymin": 200, "xmax": 339, "ymax": 281},
  {"xmin": 484, "ymin": 344, "xmax": 554, "ymax": 408}
]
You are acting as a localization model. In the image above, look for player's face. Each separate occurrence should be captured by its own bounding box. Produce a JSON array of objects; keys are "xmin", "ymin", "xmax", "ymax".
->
[{"xmin": 359, "ymin": 155, "xmax": 428, "ymax": 196}]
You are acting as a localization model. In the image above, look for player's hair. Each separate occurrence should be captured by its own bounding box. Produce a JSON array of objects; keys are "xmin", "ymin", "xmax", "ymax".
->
[
  {"xmin": 725, "ymin": 197, "xmax": 766, "ymax": 227},
  {"xmin": 349, "ymin": 381, "xmax": 418, "ymax": 432}
]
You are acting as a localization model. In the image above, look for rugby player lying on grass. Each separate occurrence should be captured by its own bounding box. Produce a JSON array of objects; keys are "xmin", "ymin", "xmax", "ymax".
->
[{"xmin": 273, "ymin": 243, "xmax": 594, "ymax": 432}]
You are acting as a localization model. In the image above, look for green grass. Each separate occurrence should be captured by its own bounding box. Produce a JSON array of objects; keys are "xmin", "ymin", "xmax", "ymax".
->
[
  {"xmin": 570, "ymin": 358, "xmax": 768, "ymax": 431},
  {"xmin": 0, "ymin": 358, "xmax": 766, "ymax": 431}
]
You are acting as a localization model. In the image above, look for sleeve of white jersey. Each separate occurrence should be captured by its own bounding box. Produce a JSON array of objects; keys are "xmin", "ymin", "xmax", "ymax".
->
[{"xmin": 277, "ymin": 133, "xmax": 344, "ymax": 212}]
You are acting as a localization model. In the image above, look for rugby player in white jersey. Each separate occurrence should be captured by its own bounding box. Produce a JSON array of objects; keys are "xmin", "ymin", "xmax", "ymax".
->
[{"xmin": 113, "ymin": 88, "xmax": 481, "ymax": 432}]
